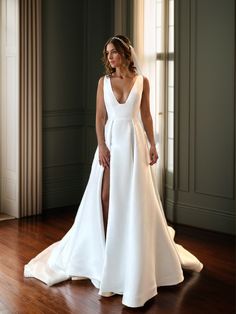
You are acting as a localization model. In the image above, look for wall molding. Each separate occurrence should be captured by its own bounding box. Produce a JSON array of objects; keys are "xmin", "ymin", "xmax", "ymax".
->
[
  {"xmin": 192, "ymin": 0, "xmax": 235, "ymax": 200},
  {"xmin": 43, "ymin": 161, "xmax": 84, "ymax": 170},
  {"xmin": 168, "ymin": 0, "xmax": 235, "ymax": 234},
  {"xmin": 43, "ymin": 109, "xmax": 95, "ymax": 129},
  {"xmin": 166, "ymin": 198, "xmax": 234, "ymax": 216},
  {"xmin": 175, "ymin": 0, "xmax": 191, "ymax": 193},
  {"xmin": 193, "ymin": 189, "xmax": 235, "ymax": 201},
  {"xmin": 166, "ymin": 199, "xmax": 235, "ymax": 234},
  {"xmin": 42, "ymin": 0, "xmax": 113, "ymax": 209}
]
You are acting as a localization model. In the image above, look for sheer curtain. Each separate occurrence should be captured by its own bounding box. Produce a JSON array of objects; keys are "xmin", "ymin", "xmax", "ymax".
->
[
  {"xmin": 133, "ymin": 0, "xmax": 166, "ymax": 202},
  {"xmin": 19, "ymin": 0, "xmax": 42, "ymax": 216}
]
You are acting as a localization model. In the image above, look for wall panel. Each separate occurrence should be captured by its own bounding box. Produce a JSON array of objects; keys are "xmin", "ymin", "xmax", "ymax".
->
[
  {"xmin": 42, "ymin": 0, "xmax": 114, "ymax": 209},
  {"xmin": 166, "ymin": 0, "xmax": 235, "ymax": 234}
]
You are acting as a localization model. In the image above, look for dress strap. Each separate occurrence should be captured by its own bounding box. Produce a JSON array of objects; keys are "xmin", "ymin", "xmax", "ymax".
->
[{"xmin": 103, "ymin": 75, "xmax": 109, "ymax": 94}]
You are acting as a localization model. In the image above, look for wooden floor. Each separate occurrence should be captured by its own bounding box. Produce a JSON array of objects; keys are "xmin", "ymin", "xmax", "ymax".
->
[{"xmin": 0, "ymin": 207, "xmax": 235, "ymax": 314}]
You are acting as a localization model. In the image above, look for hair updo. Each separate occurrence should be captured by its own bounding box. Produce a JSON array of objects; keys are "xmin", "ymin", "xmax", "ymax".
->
[{"xmin": 102, "ymin": 34, "xmax": 136, "ymax": 76}]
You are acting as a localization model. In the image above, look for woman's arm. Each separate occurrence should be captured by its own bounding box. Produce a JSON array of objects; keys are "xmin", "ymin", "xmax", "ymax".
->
[
  {"xmin": 95, "ymin": 77, "xmax": 110, "ymax": 168},
  {"xmin": 140, "ymin": 76, "xmax": 159, "ymax": 165}
]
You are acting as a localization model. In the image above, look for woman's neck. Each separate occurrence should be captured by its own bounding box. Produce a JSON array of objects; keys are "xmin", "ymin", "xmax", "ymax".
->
[{"xmin": 114, "ymin": 67, "xmax": 133, "ymax": 79}]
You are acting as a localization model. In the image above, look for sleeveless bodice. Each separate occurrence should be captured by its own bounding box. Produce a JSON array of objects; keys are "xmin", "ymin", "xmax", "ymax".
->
[
  {"xmin": 103, "ymin": 74, "xmax": 144, "ymax": 149},
  {"xmin": 103, "ymin": 74, "xmax": 143, "ymax": 121}
]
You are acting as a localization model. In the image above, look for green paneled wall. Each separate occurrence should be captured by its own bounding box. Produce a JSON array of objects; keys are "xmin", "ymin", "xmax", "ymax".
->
[
  {"xmin": 42, "ymin": 0, "xmax": 114, "ymax": 209},
  {"xmin": 166, "ymin": 0, "xmax": 235, "ymax": 234}
]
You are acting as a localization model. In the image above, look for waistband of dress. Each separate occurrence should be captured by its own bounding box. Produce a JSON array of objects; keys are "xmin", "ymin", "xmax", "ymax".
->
[{"xmin": 107, "ymin": 117, "xmax": 138, "ymax": 122}]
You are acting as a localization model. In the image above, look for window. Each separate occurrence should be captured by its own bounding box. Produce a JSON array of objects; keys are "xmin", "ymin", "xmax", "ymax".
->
[{"xmin": 133, "ymin": 0, "xmax": 174, "ymax": 198}]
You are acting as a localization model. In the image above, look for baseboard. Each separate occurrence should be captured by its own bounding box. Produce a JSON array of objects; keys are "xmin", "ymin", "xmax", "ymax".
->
[{"xmin": 165, "ymin": 199, "xmax": 235, "ymax": 235}]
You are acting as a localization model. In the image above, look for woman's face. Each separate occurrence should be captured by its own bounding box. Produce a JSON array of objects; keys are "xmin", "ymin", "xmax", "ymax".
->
[{"xmin": 106, "ymin": 43, "xmax": 123, "ymax": 68}]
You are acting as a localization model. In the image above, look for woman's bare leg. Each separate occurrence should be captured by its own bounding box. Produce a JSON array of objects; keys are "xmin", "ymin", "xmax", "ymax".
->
[{"xmin": 101, "ymin": 168, "xmax": 110, "ymax": 239}]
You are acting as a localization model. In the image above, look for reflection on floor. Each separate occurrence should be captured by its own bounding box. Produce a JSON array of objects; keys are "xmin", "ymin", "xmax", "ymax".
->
[{"xmin": 0, "ymin": 206, "xmax": 235, "ymax": 314}]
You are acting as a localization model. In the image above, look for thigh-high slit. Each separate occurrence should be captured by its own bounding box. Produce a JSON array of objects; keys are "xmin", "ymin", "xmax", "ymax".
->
[{"xmin": 101, "ymin": 167, "xmax": 110, "ymax": 239}]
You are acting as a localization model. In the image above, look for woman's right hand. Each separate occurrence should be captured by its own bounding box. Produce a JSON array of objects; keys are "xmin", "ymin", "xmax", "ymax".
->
[{"xmin": 98, "ymin": 143, "xmax": 110, "ymax": 168}]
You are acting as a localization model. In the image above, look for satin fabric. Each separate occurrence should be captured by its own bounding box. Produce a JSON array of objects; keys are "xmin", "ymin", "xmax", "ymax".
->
[{"xmin": 24, "ymin": 75, "xmax": 203, "ymax": 308}]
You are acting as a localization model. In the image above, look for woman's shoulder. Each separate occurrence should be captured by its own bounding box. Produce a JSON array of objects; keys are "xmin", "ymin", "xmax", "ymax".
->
[
  {"xmin": 141, "ymin": 75, "xmax": 149, "ymax": 88},
  {"xmin": 140, "ymin": 75, "xmax": 149, "ymax": 83},
  {"xmin": 98, "ymin": 75, "xmax": 109, "ymax": 85},
  {"xmin": 97, "ymin": 75, "xmax": 105, "ymax": 88},
  {"xmin": 139, "ymin": 75, "xmax": 150, "ymax": 94},
  {"xmin": 136, "ymin": 73, "xmax": 149, "ymax": 83}
]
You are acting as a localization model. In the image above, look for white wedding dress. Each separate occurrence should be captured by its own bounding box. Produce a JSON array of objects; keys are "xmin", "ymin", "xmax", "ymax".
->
[{"xmin": 24, "ymin": 74, "xmax": 203, "ymax": 308}]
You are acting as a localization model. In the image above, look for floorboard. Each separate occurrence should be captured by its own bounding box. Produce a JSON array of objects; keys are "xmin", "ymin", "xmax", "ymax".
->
[{"xmin": 0, "ymin": 207, "xmax": 235, "ymax": 314}]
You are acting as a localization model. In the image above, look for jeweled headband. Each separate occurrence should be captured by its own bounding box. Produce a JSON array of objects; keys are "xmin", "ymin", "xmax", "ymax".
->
[{"xmin": 111, "ymin": 36, "xmax": 130, "ymax": 50}]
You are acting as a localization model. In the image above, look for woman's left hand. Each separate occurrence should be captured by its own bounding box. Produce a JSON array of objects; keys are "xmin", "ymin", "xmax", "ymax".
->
[{"xmin": 149, "ymin": 145, "xmax": 159, "ymax": 165}]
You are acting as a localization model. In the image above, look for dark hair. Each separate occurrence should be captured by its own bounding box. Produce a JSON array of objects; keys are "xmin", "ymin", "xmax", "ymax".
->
[{"xmin": 102, "ymin": 34, "xmax": 136, "ymax": 76}]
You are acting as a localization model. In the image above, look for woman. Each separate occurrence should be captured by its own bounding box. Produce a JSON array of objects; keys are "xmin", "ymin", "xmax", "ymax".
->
[
  {"xmin": 97, "ymin": 35, "xmax": 158, "ymax": 238},
  {"xmin": 24, "ymin": 35, "xmax": 203, "ymax": 308}
]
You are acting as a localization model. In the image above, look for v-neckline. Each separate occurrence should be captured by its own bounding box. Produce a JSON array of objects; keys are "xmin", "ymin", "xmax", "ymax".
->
[{"xmin": 109, "ymin": 75, "xmax": 139, "ymax": 105}]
